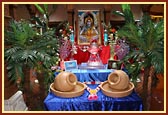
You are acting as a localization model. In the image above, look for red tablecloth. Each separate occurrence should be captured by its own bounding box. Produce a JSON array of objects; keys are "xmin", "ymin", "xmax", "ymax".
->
[{"xmin": 72, "ymin": 45, "xmax": 110, "ymax": 64}]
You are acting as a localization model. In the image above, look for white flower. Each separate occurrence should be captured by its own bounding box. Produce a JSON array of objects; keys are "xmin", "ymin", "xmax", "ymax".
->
[
  {"xmin": 51, "ymin": 66, "xmax": 57, "ymax": 70},
  {"xmin": 34, "ymin": 79, "xmax": 39, "ymax": 84}
]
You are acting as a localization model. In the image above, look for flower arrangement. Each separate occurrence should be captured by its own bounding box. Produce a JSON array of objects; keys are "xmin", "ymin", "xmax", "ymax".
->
[
  {"xmin": 58, "ymin": 21, "xmax": 75, "ymax": 60},
  {"xmin": 102, "ymin": 22, "xmax": 130, "ymax": 60}
]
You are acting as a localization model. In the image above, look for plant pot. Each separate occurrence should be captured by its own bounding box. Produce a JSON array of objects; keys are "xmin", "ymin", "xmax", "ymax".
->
[
  {"xmin": 54, "ymin": 71, "xmax": 77, "ymax": 92},
  {"xmin": 108, "ymin": 70, "xmax": 129, "ymax": 90}
]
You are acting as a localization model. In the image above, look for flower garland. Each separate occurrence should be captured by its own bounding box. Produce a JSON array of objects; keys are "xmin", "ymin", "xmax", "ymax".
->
[
  {"xmin": 84, "ymin": 81, "xmax": 102, "ymax": 100},
  {"xmin": 86, "ymin": 86, "xmax": 100, "ymax": 100}
]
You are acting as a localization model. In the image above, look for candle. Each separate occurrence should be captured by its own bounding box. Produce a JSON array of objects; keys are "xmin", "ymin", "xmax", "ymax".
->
[
  {"xmin": 104, "ymin": 29, "xmax": 108, "ymax": 45},
  {"xmin": 70, "ymin": 30, "xmax": 74, "ymax": 43}
]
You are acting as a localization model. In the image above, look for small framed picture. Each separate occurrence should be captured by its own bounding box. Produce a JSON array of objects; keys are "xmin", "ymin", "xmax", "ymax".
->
[
  {"xmin": 107, "ymin": 60, "xmax": 120, "ymax": 69},
  {"xmin": 64, "ymin": 60, "xmax": 78, "ymax": 71}
]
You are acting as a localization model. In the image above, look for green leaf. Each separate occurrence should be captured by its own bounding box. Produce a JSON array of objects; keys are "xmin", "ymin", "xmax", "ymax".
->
[
  {"xmin": 43, "ymin": 4, "xmax": 48, "ymax": 13},
  {"xmin": 121, "ymin": 4, "xmax": 131, "ymax": 11},
  {"xmin": 32, "ymin": 17, "xmax": 44, "ymax": 27},
  {"xmin": 119, "ymin": 14, "xmax": 164, "ymax": 77},
  {"xmin": 34, "ymin": 4, "xmax": 45, "ymax": 14},
  {"xmin": 112, "ymin": 10, "xmax": 125, "ymax": 17}
]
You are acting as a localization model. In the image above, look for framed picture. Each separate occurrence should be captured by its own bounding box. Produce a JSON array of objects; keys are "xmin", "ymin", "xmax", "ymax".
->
[
  {"xmin": 64, "ymin": 60, "xmax": 78, "ymax": 71},
  {"xmin": 77, "ymin": 10, "xmax": 102, "ymax": 45},
  {"xmin": 107, "ymin": 60, "xmax": 120, "ymax": 69}
]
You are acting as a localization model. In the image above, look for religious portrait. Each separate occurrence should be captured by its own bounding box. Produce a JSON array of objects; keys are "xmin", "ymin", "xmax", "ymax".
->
[{"xmin": 77, "ymin": 10, "xmax": 102, "ymax": 45}]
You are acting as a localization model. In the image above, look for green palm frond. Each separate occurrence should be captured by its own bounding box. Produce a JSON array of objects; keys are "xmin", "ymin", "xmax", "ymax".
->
[
  {"xmin": 31, "ymin": 16, "xmax": 44, "ymax": 27},
  {"xmin": 112, "ymin": 4, "xmax": 134, "ymax": 23},
  {"xmin": 118, "ymin": 38, "xmax": 145, "ymax": 79},
  {"xmin": 118, "ymin": 13, "xmax": 164, "ymax": 79},
  {"xmin": 117, "ymin": 23, "xmax": 146, "ymax": 50},
  {"xmin": 6, "ymin": 63, "xmax": 24, "ymax": 84},
  {"xmin": 5, "ymin": 20, "xmax": 36, "ymax": 46},
  {"xmin": 34, "ymin": 4, "xmax": 45, "ymax": 14},
  {"xmin": 33, "ymin": 4, "xmax": 58, "ymax": 31},
  {"xmin": 43, "ymin": 4, "xmax": 48, "ymax": 14},
  {"xmin": 5, "ymin": 19, "xmax": 60, "ymax": 89}
]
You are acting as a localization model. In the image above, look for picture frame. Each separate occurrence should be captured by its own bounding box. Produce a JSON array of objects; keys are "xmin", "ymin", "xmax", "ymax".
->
[
  {"xmin": 107, "ymin": 60, "xmax": 120, "ymax": 69},
  {"xmin": 64, "ymin": 60, "xmax": 78, "ymax": 71},
  {"xmin": 77, "ymin": 10, "xmax": 102, "ymax": 45}
]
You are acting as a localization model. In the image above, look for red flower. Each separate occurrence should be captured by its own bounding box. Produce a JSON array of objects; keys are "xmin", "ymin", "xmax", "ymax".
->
[
  {"xmin": 135, "ymin": 48, "xmax": 139, "ymax": 50},
  {"xmin": 111, "ymin": 28, "xmax": 116, "ymax": 33},
  {"xmin": 113, "ymin": 55, "xmax": 118, "ymax": 60},
  {"xmin": 63, "ymin": 30, "xmax": 66, "ymax": 35},
  {"xmin": 69, "ymin": 26, "xmax": 73, "ymax": 29},
  {"xmin": 128, "ymin": 58, "xmax": 134, "ymax": 64}
]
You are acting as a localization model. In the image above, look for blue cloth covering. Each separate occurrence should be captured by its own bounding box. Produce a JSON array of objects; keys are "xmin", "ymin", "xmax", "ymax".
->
[
  {"xmin": 44, "ymin": 84, "xmax": 143, "ymax": 111},
  {"xmin": 54, "ymin": 69, "xmax": 114, "ymax": 82},
  {"xmin": 44, "ymin": 69, "xmax": 143, "ymax": 111}
]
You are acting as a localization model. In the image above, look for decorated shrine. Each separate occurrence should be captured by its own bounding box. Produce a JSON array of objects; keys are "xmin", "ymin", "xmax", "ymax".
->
[{"xmin": 3, "ymin": 3, "xmax": 164, "ymax": 111}]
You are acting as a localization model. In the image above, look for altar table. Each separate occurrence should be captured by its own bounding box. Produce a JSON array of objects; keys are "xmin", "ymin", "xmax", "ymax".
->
[
  {"xmin": 54, "ymin": 69, "xmax": 114, "ymax": 82},
  {"xmin": 44, "ymin": 84, "xmax": 143, "ymax": 111}
]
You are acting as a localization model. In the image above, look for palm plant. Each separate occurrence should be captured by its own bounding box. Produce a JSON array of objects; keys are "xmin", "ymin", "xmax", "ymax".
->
[
  {"xmin": 33, "ymin": 4, "xmax": 57, "ymax": 32},
  {"xmin": 112, "ymin": 4, "xmax": 134, "ymax": 24},
  {"xmin": 4, "ymin": 19, "xmax": 60, "ymax": 91},
  {"xmin": 113, "ymin": 4, "xmax": 164, "ymax": 110},
  {"xmin": 5, "ymin": 4, "xmax": 60, "ymax": 93}
]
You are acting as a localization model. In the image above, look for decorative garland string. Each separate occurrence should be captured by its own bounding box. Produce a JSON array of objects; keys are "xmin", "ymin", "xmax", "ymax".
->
[{"xmin": 84, "ymin": 81, "xmax": 102, "ymax": 100}]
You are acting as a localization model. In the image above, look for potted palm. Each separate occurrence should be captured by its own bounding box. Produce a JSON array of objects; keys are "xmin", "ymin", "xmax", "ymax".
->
[
  {"xmin": 4, "ymin": 19, "xmax": 60, "ymax": 101},
  {"xmin": 4, "ymin": 4, "xmax": 60, "ymax": 110},
  {"xmin": 5, "ymin": 4, "xmax": 59, "ymax": 91},
  {"xmin": 113, "ymin": 4, "xmax": 164, "ymax": 110}
]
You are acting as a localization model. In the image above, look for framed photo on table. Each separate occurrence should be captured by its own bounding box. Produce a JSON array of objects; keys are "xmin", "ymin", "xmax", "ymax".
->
[
  {"xmin": 107, "ymin": 60, "xmax": 120, "ymax": 69},
  {"xmin": 64, "ymin": 60, "xmax": 78, "ymax": 71},
  {"xmin": 77, "ymin": 10, "xmax": 102, "ymax": 45}
]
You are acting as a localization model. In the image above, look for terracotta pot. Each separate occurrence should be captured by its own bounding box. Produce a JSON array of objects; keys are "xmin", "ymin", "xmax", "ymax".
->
[
  {"xmin": 108, "ymin": 70, "xmax": 129, "ymax": 90},
  {"xmin": 54, "ymin": 71, "xmax": 77, "ymax": 92}
]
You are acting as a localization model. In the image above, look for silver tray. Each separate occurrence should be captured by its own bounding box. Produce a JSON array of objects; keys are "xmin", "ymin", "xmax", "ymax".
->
[{"xmin": 78, "ymin": 65, "xmax": 105, "ymax": 69}]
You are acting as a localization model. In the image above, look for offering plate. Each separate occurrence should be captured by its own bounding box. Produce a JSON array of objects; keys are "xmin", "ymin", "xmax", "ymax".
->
[
  {"xmin": 50, "ymin": 82, "xmax": 86, "ymax": 98},
  {"xmin": 99, "ymin": 81, "xmax": 134, "ymax": 98}
]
